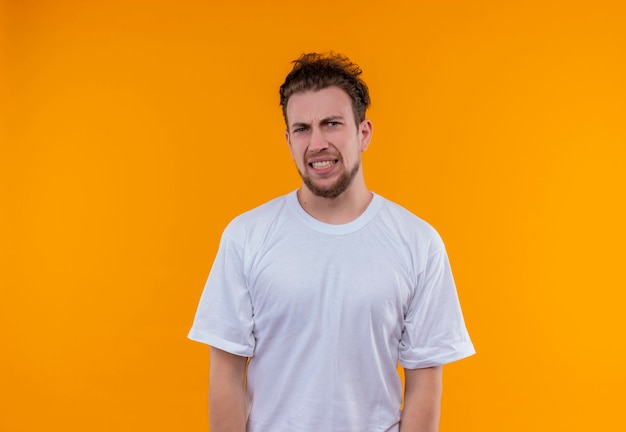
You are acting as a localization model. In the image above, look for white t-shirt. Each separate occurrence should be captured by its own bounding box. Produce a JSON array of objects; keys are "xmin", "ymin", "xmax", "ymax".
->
[{"xmin": 189, "ymin": 191, "xmax": 475, "ymax": 432}]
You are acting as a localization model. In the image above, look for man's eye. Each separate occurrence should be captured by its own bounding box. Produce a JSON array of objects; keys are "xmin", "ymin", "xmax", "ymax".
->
[
  {"xmin": 328, "ymin": 121, "xmax": 340, "ymax": 126},
  {"xmin": 293, "ymin": 127, "xmax": 307, "ymax": 133}
]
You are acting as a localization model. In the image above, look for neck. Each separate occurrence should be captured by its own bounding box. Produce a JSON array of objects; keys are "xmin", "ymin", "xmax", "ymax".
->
[{"xmin": 296, "ymin": 180, "xmax": 372, "ymax": 224}]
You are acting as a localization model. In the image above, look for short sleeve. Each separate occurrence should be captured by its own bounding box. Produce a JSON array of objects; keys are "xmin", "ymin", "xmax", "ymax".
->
[
  {"xmin": 188, "ymin": 231, "xmax": 255, "ymax": 357},
  {"xmin": 399, "ymin": 246, "xmax": 475, "ymax": 369}
]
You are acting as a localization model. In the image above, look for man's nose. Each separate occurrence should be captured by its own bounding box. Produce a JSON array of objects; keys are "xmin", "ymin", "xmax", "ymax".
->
[{"xmin": 308, "ymin": 127, "xmax": 329, "ymax": 153}]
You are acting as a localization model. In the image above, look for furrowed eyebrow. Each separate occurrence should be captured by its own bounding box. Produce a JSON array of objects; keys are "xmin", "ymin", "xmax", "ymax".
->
[
  {"xmin": 289, "ymin": 116, "xmax": 346, "ymax": 132},
  {"xmin": 320, "ymin": 116, "xmax": 344, "ymax": 124},
  {"xmin": 290, "ymin": 122, "xmax": 310, "ymax": 131}
]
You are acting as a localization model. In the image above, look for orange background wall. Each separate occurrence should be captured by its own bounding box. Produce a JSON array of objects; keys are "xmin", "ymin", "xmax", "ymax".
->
[{"xmin": 2, "ymin": 0, "xmax": 625, "ymax": 431}]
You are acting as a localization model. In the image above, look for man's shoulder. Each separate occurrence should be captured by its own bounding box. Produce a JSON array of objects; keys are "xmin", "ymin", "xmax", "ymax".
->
[
  {"xmin": 233, "ymin": 194, "xmax": 289, "ymax": 222},
  {"xmin": 221, "ymin": 192, "xmax": 293, "ymax": 239},
  {"xmin": 376, "ymin": 194, "xmax": 445, "ymax": 249}
]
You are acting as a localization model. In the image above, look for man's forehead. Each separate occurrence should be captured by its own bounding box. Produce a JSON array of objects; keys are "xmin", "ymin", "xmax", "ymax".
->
[{"xmin": 286, "ymin": 87, "xmax": 353, "ymax": 123}]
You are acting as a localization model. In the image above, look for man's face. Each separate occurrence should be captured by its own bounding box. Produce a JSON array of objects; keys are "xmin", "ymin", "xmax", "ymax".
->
[{"xmin": 285, "ymin": 86, "xmax": 372, "ymax": 199}]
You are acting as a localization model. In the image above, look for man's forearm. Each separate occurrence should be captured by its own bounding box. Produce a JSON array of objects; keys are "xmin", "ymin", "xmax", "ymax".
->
[
  {"xmin": 399, "ymin": 366, "xmax": 443, "ymax": 432},
  {"xmin": 208, "ymin": 347, "xmax": 249, "ymax": 432},
  {"xmin": 399, "ymin": 392, "xmax": 441, "ymax": 432},
  {"xmin": 209, "ymin": 378, "xmax": 248, "ymax": 432}
]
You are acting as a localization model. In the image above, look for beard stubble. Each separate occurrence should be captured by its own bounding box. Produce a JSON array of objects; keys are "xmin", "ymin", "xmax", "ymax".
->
[{"xmin": 298, "ymin": 158, "xmax": 361, "ymax": 199}]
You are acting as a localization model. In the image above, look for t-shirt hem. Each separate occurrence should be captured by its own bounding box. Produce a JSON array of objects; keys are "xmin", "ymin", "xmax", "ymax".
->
[
  {"xmin": 188, "ymin": 328, "xmax": 253, "ymax": 357},
  {"xmin": 399, "ymin": 342, "xmax": 476, "ymax": 369}
]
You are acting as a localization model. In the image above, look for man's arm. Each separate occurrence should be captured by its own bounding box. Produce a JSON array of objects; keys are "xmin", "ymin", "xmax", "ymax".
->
[
  {"xmin": 209, "ymin": 347, "xmax": 249, "ymax": 432},
  {"xmin": 399, "ymin": 365, "xmax": 443, "ymax": 432}
]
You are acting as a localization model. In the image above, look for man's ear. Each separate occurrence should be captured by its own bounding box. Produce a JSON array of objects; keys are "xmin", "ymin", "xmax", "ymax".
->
[
  {"xmin": 284, "ymin": 130, "xmax": 294, "ymax": 159},
  {"xmin": 359, "ymin": 119, "xmax": 373, "ymax": 152}
]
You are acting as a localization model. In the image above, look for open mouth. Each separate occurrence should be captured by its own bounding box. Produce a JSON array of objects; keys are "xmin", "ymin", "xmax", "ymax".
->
[{"xmin": 310, "ymin": 160, "xmax": 338, "ymax": 169}]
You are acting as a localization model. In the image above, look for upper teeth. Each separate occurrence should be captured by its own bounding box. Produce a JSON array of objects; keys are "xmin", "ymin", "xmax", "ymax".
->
[{"xmin": 311, "ymin": 160, "xmax": 335, "ymax": 169}]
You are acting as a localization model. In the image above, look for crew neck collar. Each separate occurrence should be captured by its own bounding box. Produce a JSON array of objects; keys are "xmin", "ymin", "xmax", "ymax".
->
[{"xmin": 286, "ymin": 190, "xmax": 383, "ymax": 235}]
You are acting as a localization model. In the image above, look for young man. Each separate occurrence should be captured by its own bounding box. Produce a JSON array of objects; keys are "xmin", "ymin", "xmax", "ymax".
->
[{"xmin": 189, "ymin": 53, "xmax": 475, "ymax": 432}]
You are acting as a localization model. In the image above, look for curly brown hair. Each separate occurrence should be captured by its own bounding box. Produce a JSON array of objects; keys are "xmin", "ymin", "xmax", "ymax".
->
[{"xmin": 279, "ymin": 52, "xmax": 371, "ymax": 127}]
